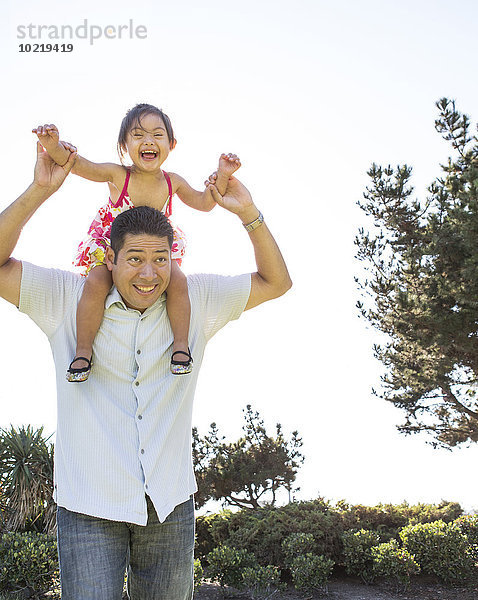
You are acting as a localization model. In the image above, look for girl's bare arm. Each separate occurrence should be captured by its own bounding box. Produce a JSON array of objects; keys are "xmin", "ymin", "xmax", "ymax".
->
[
  {"xmin": 33, "ymin": 124, "xmax": 125, "ymax": 185},
  {"xmin": 172, "ymin": 173, "xmax": 216, "ymax": 212},
  {"xmin": 172, "ymin": 153, "xmax": 241, "ymax": 212}
]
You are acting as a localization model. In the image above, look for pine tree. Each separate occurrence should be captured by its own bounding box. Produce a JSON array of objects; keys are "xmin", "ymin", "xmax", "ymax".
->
[
  {"xmin": 355, "ymin": 98, "xmax": 478, "ymax": 448},
  {"xmin": 192, "ymin": 405, "xmax": 304, "ymax": 509}
]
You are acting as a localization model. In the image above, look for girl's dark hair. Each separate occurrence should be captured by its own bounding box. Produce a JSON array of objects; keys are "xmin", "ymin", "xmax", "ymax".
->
[
  {"xmin": 110, "ymin": 206, "xmax": 174, "ymax": 260},
  {"xmin": 117, "ymin": 103, "xmax": 176, "ymax": 162}
]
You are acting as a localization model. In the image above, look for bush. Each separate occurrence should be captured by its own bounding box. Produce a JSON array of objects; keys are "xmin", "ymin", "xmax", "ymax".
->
[
  {"xmin": 336, "ymin": 500, "xmax": 462, "ymax": 542},
  {"xmin": 371, "ymin": 539, "xmax": 420, "ymax": 587},
  {"xmin": 454, "ymin": 514, "xmax": 478, "ymax": 545},
  {"xmin": 199, "ymin": 499, "xmax": 344, "ymax": 567},
  {"xmin": 206, "ymin": 544, "xmax": 257, "ymax": 588},
  {"xmin": 195, "ymin": 499, "xmax": 461, "ymax": 568},
  {"xmin": 281, "ymin": 532, "xmax": 316, "ymax": 566},
  {"xmin": 241, "ymin": 565, "xmax": 285, "ymax": 599},
  {"xmin": 342, "ymin": 528, "xmax": 380, "ymax": 583},
  {"xmin": 194, "ymin": 558, "xmax": 204, "ymax": 591},
  {"xmin": 290, "ymin": 553, "xmax": 334, "ymax": 593},
  {"xmin": 195, "ymin": 510, "xmax": 233, "ymax": 559},
  {"xmin": 400, "ymin": 520, "xmax": 477, "ymax": 583},
  {"xmin": 0, "ymin": 532, "xmax": 58, "ymax": 593}
]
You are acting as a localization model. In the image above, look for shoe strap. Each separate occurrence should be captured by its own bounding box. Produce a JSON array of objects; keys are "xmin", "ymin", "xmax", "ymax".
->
[
  {"xmin": 171, "ymin": 350, "xmax": 192, "ymax": 361},
  {"xmin": 69, "ymin": 356, "xmax": 92, "ymax": 369}
]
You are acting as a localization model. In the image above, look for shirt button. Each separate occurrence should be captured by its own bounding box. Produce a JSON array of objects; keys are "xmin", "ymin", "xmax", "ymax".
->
[
  {"xmin": 138, "ymin": 415, "xmax": 143, "ymax": 420},
  {"xmin": 137, "ymin": 349, "xmax": 141, "ymax": 355},
  {"xmin": 135, "ymin": 381, "xmax": 139, "ymax": 387},
  {"xmin": 141, "ymin": 449, "xmax": 145, "ymax": 454}
]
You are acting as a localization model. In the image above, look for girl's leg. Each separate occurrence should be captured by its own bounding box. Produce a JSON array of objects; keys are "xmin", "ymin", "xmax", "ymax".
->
[
  {"xmin": 67, "ymin": 264, "xmax": 112, "ymax": 382},
  {"xmin": 167, "ymin": 261, "xmax": 192, "ymax": 374}
]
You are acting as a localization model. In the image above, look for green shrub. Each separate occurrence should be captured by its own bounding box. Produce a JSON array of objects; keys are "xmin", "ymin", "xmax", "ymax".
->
[
  {"xmin": 281, "ymin": 532, "xmax": 316, "ymax": 566},
  {"xmin": 0, "ymin": 532, "xmax": 58, "ymax": 593},
  {"xmin": 337, "ymin": 500, "xmax": 462, "ymax": 542},
  {"xmin": 371, "ymin": 539, "xmax": 420, "ymax": 587},
  {"xmin": 290, "ymin": 553, "xmax": 334, "ymax": 593},
  {"xmin": 241, "ymin": 565, "xmax": 285, "ymax": 599},
  {"xmin": 195, "ymin": 499, "xmax": 461, "ymax": 569},
  {"xmin": 454, "ymin": 514, "xmax": 478, "ymax": 545},
  {"xmin": 342, "ymin": 528, "xmax": 380, "ymax": 583},
  {"xmin": 199, "ymin": 499, "xmax": 344, "ymax": 567},
  {"xmin": 194, "ymin": 558, "xmax": 204, "ymax": 591},
  {"xmin": 400, "ymin": 520, "xmax": 476, "ymax": 583},
  {"xmin": 206, "ymin": 544, "xmax": 257, "ymax": 587},
  {"xmin": 195, "ymin": 510, "xmax": 233, "ymax": 559}
]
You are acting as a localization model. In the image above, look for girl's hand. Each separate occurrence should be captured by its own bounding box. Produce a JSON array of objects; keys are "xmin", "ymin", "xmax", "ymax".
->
[
  {"xmin": 33, "ymin": 123, "xmax": 60, "ymax": 152},
  {"xmin": 218, "ymin": 153, "xmax": 241, "ymax": 178},
  {"xmin": 32, "ymin": 124, "xmax": 75, "ymax": 166}
]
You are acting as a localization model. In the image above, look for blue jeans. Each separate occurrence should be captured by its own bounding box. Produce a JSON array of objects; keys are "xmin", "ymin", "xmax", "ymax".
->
[{"xmin": 56, "ymin": 495, "xmax": 195, "ymax": 600}]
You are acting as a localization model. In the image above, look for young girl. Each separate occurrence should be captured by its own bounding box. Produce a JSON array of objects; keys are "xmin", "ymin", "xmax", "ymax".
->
[{"xmin": 33, "ymin": 103, "xmax": 240, "ymax": 382}]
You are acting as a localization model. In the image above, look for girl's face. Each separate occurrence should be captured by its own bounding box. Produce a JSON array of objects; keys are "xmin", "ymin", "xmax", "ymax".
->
[{"xmin": 125, "ymin": 112, "xmax": 173, "ymax": 172}]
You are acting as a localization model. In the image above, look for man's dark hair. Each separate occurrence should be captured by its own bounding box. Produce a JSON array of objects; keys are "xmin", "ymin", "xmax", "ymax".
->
[
  {"xmin": 110, "ymin": 206, "xmax": 174, "ymax": 260},
  {"xmin": 117, "ymin": 103, "xmax": 176, "ymax": 162}
]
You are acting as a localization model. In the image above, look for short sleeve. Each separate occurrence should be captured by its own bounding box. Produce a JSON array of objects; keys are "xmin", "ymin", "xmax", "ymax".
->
[
  {"xmin": 188, "ymin": 273, "xmax": 251, "ymax": 341},
  {"xmin": 18, "ymin": 261, "xmax": 83, "ymax": 339}
]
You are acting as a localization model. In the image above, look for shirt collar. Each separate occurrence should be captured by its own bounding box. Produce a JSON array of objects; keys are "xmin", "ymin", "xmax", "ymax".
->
[{"xmin": 105, "ymin": 287, "xmax": 166, "ymax": 314}]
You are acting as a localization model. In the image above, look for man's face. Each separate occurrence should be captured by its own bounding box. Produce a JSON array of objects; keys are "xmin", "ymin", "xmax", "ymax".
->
[{"xmin": 105, "ymin": 233, "xmax": 171, "ymax": 312}]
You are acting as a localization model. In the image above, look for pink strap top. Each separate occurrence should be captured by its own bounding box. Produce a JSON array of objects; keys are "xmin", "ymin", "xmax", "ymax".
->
[{"xmin": 113, "ymin": 169, "xmax": 173, "ymax": 217}]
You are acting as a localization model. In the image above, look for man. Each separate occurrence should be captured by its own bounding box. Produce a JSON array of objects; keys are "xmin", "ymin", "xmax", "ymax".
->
[{"xmin": 0, "ymin": 143, "xmax": 292, "ymax": 599}]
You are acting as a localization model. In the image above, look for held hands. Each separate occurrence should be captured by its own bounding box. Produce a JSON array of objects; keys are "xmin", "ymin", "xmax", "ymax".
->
[
  {"xmin": 205, "ymin": 174, "xmax": 259, "ymax": 224},
  {"xmin": 33, "ymin": 141, "xmax": 76, "ymax": 194},
  {"xmin": 204, "ymin": 153, "xmax": 241, "ymax": 199},
  {"xmin": 32, "ymin": 124, "xmax": 77, "ymax": 166}
]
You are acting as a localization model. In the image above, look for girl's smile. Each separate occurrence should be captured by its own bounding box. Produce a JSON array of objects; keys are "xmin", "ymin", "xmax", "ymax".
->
[{"xmin": 126, "ymin": 113, "xmax": 172, "ymax": 171}]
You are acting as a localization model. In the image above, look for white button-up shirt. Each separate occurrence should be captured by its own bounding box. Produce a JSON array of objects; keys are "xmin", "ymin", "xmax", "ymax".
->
[{"xmin": 19, "ymin": 262, "xmax": 250, "ymax": 525}]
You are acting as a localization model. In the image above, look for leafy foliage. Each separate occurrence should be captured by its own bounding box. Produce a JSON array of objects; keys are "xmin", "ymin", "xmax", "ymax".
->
[
  {"xmin": 399, "ymin": 520, "xmax": 477, "ymax": 582},
  {"xmin": 0, "ymin": 426, "xmax": 55, "ymax": 533},
  {"xmin": 0, "ymin": 532, "xmax": 58, "ymax": 593},
  {"xmin": 196, "ymin": 498, "xmax": 345, "ymax": 567},
  {"xmin": 281, "ymin": 532, "xmax": 317, "ymax": 564},
  {"xmin": 454, "ymin": 513, "xmax": 478, "ymax": 545},
  {"xmin": 282, "ymin": 532, "xmax": 335, "ymax": 592},
  {"xmin": 342, "ymin": 528, "xmax": 381, "ymax": 583},
  {"xmin": 193, "ymin": 405, "xmax": 304, "ymax": 509},
  {"xmin": 195, "ymin": 498, "xmax": 463, "ymax": 568},
  {"xmin": 205, "ymin": 544, "xmax": 257, "ymax": 588},
  {"xmin": 336, "ymin": 499, "xmax": 461, "ymax": 541},
  {"xmin": 193, "ymin": 558, "xmax": 204, "ymax": 591},
  {"xmin": 355, "ymin": 98, "xmax": 478, "ymax": 447},
  {"xmin": 371, "ymin": 539, "xmax": 420, "ymax": 588},
  {"xmin": 241, "ymin": 565, "xmax": 285, "ymax": 599},
  {"xmin": 288, "ymin": 554, "xmax": 334, "ymax": 593}
]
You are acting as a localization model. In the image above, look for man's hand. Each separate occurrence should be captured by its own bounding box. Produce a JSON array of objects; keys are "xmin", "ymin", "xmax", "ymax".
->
[
  {"xmin": 206, "ymin": 175, "xmax": 259, "ymax": 224},
  {"xmin": 33, "ymin": 141, "xmax": 76, "ymax": 195},
  {"xmin": 0, "ymin": 142, "xmax": 76, "ymax": 307}
]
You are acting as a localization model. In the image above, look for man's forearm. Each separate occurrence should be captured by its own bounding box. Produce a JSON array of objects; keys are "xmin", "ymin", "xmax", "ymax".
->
[
  {"xmin": 0, "ymin": 183, "xmax": 52, "ymax": 267},
  {"xmin": 205, "ymin": 177, "xmax": 292, "ymax": 309},
  {"xmin": 239, "ymin": 206, "xmax": 292, "ymax": 310}
]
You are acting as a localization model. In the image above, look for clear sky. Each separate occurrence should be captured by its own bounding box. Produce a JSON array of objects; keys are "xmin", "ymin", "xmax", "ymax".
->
[{"xmin": 1, "ymin": 0, "xmax": 477, "ymax": 512}]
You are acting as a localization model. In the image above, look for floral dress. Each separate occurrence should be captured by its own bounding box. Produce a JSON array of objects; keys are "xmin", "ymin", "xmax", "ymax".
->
[{"xmin": 74, "ymin": 169, "xmax": 186, "ymax": 274}]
